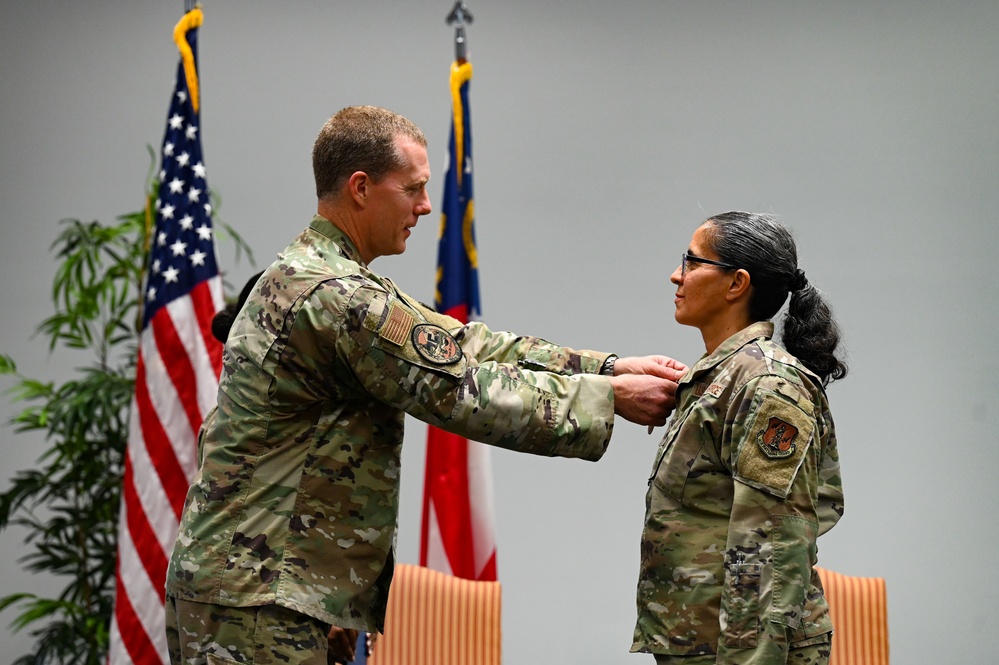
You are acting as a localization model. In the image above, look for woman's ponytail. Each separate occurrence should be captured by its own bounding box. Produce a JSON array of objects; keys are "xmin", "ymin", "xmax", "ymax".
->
[
  {"xmin": 782, "ymin": 282, "xmax": 848, "ymax": 385},
  {"xmin": 705, "ymin": 212, "xmax": 848, "ymax": 385}
]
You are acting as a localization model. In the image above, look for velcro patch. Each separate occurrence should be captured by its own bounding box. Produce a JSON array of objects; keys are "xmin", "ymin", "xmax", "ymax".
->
[
  {"xmin": 380, "ymin": 302, "xmax": 414, "ymax": 347},
  {"xmin": 411, "ymin": 324, "xmax": 463, "ymax": 365},
  {"xmin": 705, "ymin": 383, "xmax": 725, "ymax": 398},
  {"xmin": 735, "ymin": 390, "xmax": 815, "ymax": 499},
  {"xmin": 691, "ymin": 382, "xmax": 725, "ymax": 398}
]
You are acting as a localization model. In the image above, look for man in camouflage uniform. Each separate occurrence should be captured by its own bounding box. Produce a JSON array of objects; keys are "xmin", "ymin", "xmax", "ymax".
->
[
  {"xmin": 165, "ymin": 106, "xmax": 685, "ymax": 664},
  {"xmin": 631, "ymin": 321, "xmax": 843, "ymax": 664}
]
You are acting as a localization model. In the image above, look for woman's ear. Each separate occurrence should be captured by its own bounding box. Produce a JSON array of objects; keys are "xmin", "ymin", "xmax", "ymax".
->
[{"xmin": 726, "ymin": 268, "xmax": 752, "ymax": 302}]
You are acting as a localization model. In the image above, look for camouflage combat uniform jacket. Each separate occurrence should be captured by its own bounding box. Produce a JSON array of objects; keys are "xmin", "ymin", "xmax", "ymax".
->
[
  {"xmin": 631, "ymin": 322, "xmax": 843, "ymax": 663},
  {"xmin": 166, "ymin": 215, "xmax": 616, "ymax": 632}
]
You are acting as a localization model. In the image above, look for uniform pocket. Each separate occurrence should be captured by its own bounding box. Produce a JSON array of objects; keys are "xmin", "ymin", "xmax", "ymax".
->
[
  {"xmin": 650, "ymin": 404, "xmax": 715, "ymax": 502},
  {"xmin": 770, "ymin": 513, "xmax": 819, "ymax": 629},
  {"xmin": 722, "ymin": 559, "xmax": 761, "ymax": 648},
  {"xmin": 649, "ymin": 408, "xmax": 693, "ymax": 499}
]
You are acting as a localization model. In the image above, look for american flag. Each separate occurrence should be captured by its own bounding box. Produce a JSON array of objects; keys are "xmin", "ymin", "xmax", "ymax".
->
[
  {"xmin": 419, "ymin": 58, "xmax": 498, "ymax": 582},
  {"xmin": 108, "ymin": 8, "xmax": 223, "ymax": 664}
]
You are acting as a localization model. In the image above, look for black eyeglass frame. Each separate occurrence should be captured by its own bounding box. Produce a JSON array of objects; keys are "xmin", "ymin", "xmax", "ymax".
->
[{"xmin": 680, "ymin": 252, "xmax": 739, "ymax": 276}]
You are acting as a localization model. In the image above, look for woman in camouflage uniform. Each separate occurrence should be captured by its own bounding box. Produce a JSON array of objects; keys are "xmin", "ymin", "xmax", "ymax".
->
[{"xmin": 631, "ymin": 212, "xmax": 848, "ymax": 664}]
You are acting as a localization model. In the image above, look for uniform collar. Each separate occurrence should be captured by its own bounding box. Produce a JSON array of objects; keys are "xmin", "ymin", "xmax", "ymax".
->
[
  {"xmin": 309, "ymin": 214, "xmax": 365, "ymax": 267},
  {"xmin": 681, "ymin": 321, "xmax": 774, "ymax": 386}
]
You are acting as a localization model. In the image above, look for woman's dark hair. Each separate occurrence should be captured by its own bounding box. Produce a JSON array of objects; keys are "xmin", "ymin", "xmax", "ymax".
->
[
  {"xmin": 703, "ymin": 211, "xmax": 848, "ymax": 385},
  {"xmin": 210, "ymin": 271, "xmax": 264, "ymax": 343}
]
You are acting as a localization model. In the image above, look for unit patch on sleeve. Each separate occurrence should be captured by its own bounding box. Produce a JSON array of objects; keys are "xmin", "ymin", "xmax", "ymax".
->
[
  {"xmin": 411, "ymin": 323, "xmax": 463, "ymax": 365},
  {"xmin": 757, "ymin": 417, "xmax": 799, "ymax": 459},
  {"xmin": 380, "ymin": 302, "xmax": 414, "ymax": 347},
  {"xmin": 735, "ymin": 390, "xmax": 815, "ymax": 499}
]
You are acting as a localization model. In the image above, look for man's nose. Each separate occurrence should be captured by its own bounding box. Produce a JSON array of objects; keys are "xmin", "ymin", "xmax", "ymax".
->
[{"xmin": 416, "ymin": 191, "xmax": 432, "ymax": 215}]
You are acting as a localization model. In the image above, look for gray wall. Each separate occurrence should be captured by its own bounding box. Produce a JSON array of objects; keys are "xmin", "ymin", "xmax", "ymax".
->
[{"xmin": 2, "ymin": 1, "xmax": 997, "ymax": 662}]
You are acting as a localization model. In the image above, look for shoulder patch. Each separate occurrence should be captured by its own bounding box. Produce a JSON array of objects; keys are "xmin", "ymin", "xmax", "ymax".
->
[
  {"xmin": 380, "ymin": 302, "xmax": 414, "ymax": 347},
  {"xmin": 411, "ymin": 324, "xmax": 463, "ymax": 365},
  {"xmin": 757, "ymin": 417, "xmax": 799, "ymax": 459},
  {"xmin": 735, "ymin": 390, "xmax": 815, "ymax": 498}
]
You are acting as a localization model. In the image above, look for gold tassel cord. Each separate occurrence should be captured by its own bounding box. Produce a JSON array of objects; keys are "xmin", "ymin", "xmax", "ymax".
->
[
  {"xmin": 173, "ymin": 8, "xmax": 204, "ymax": 114},
  {"xmin": 448, "ymin": 61, "xmax": 473, "ymax": 186}
]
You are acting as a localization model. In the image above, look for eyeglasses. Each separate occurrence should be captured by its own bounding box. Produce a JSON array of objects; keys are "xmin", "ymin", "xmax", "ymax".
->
[{"xmin": 680, "ymin": 252, "xmax": 738, "ymax": 276}]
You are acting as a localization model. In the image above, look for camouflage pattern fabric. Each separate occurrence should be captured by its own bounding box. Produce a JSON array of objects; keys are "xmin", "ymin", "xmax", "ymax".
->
[
  {"xmin": 165, "ymin": 595, "xmax": 330, "ymax": 665},
  {"xmin": 653, "ymin": 635, "xmax": 830, "ymax": 664},
  {"xmin": 631, "ymin": 322, "xmax": 843, "ymax": 663},
  {"xmin": 166, "ymin": 215, "xmax": 616, "ymax": 635}
]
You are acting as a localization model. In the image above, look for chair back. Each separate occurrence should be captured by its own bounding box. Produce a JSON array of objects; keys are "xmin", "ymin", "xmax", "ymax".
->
[
  {"xmin": 368, "ymin": 563, "xmax": 502, "ymax": 665},
  {"xmin": 816, "ymin": 566, "xmax": 889, "ymax": 665}
]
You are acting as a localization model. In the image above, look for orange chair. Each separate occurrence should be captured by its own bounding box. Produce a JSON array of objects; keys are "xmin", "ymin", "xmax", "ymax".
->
[
  {"xmin": 816, "ymin": 567, "xmax": 889, "ymax": 665},
  {"xmin": 368, "ymin": 564, "xmax": 502, "ymax": 665}
]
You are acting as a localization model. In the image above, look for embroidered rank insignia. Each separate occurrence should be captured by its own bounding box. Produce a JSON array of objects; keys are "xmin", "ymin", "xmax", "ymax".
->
[
  {"xmin": 706, "ymin": 383, "xmax": 725, "ymax": 398},
  {"xmin": 381, "ymin": 303, "xmax": 414, "ymax": 347},
  {"xmin": 411, "ymin": 324, "xmax": 463, "ymax": 365},
  {"xmin": 756, "ymin": 417, "xmax": 799, "ymax": 459}
]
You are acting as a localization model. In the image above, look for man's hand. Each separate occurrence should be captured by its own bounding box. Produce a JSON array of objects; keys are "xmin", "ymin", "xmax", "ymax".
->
[
  {"xmin": 327, "ymin": 626, "xmax": 359, "ymax": 664},
  {"xmin": 613, "ymin": 355, "xmax": 687, "ymax": 381},
  {"xmin": 610, "ymin": 374, "xmax": 680, "ymax": 427},
  {"xmin": 608, "ymin": 356, "xmax": 687, "ymax": 427}
]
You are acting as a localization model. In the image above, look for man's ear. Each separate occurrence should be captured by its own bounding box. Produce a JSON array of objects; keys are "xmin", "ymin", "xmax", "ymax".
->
[
  {"xmin": 727, "ymin": 268, "xmax": 752, "ymax": 302},
  {"xmin": 347, "ymin": 171, "xmax": 369, "ymax": 207}
]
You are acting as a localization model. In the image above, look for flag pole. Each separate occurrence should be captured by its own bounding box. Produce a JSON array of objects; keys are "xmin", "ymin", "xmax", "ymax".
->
[
  {"xmin": 446, "ymin": 1, "xmax": 473, "ymax": 63},
  {"xmin": 420, "ymin": 1, "xmax": 496, "ymax": 582},
  {"xmin": 109, "ymin": 5, "xmax": 224, "ymax": 663}
]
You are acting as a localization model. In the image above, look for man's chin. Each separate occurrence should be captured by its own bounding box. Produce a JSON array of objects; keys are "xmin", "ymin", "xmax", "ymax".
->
[{"xmin": 380, "ymin": 243, "xmax": 407, "ymax": 259}]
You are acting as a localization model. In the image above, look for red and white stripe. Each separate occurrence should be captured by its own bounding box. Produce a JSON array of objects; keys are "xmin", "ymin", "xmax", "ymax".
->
[
  {"xmin": 108, "ymin": 277, "xmax": 223, "ymax": 664},
  {"xmin": 421, "ymin": 421, "xmax": 498, "ymax": 582}
]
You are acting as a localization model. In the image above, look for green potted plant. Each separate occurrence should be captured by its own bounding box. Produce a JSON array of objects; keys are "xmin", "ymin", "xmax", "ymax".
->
[{"xmin": 0, "ymin": 184, "xmax": 250, "ymax": 664}]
